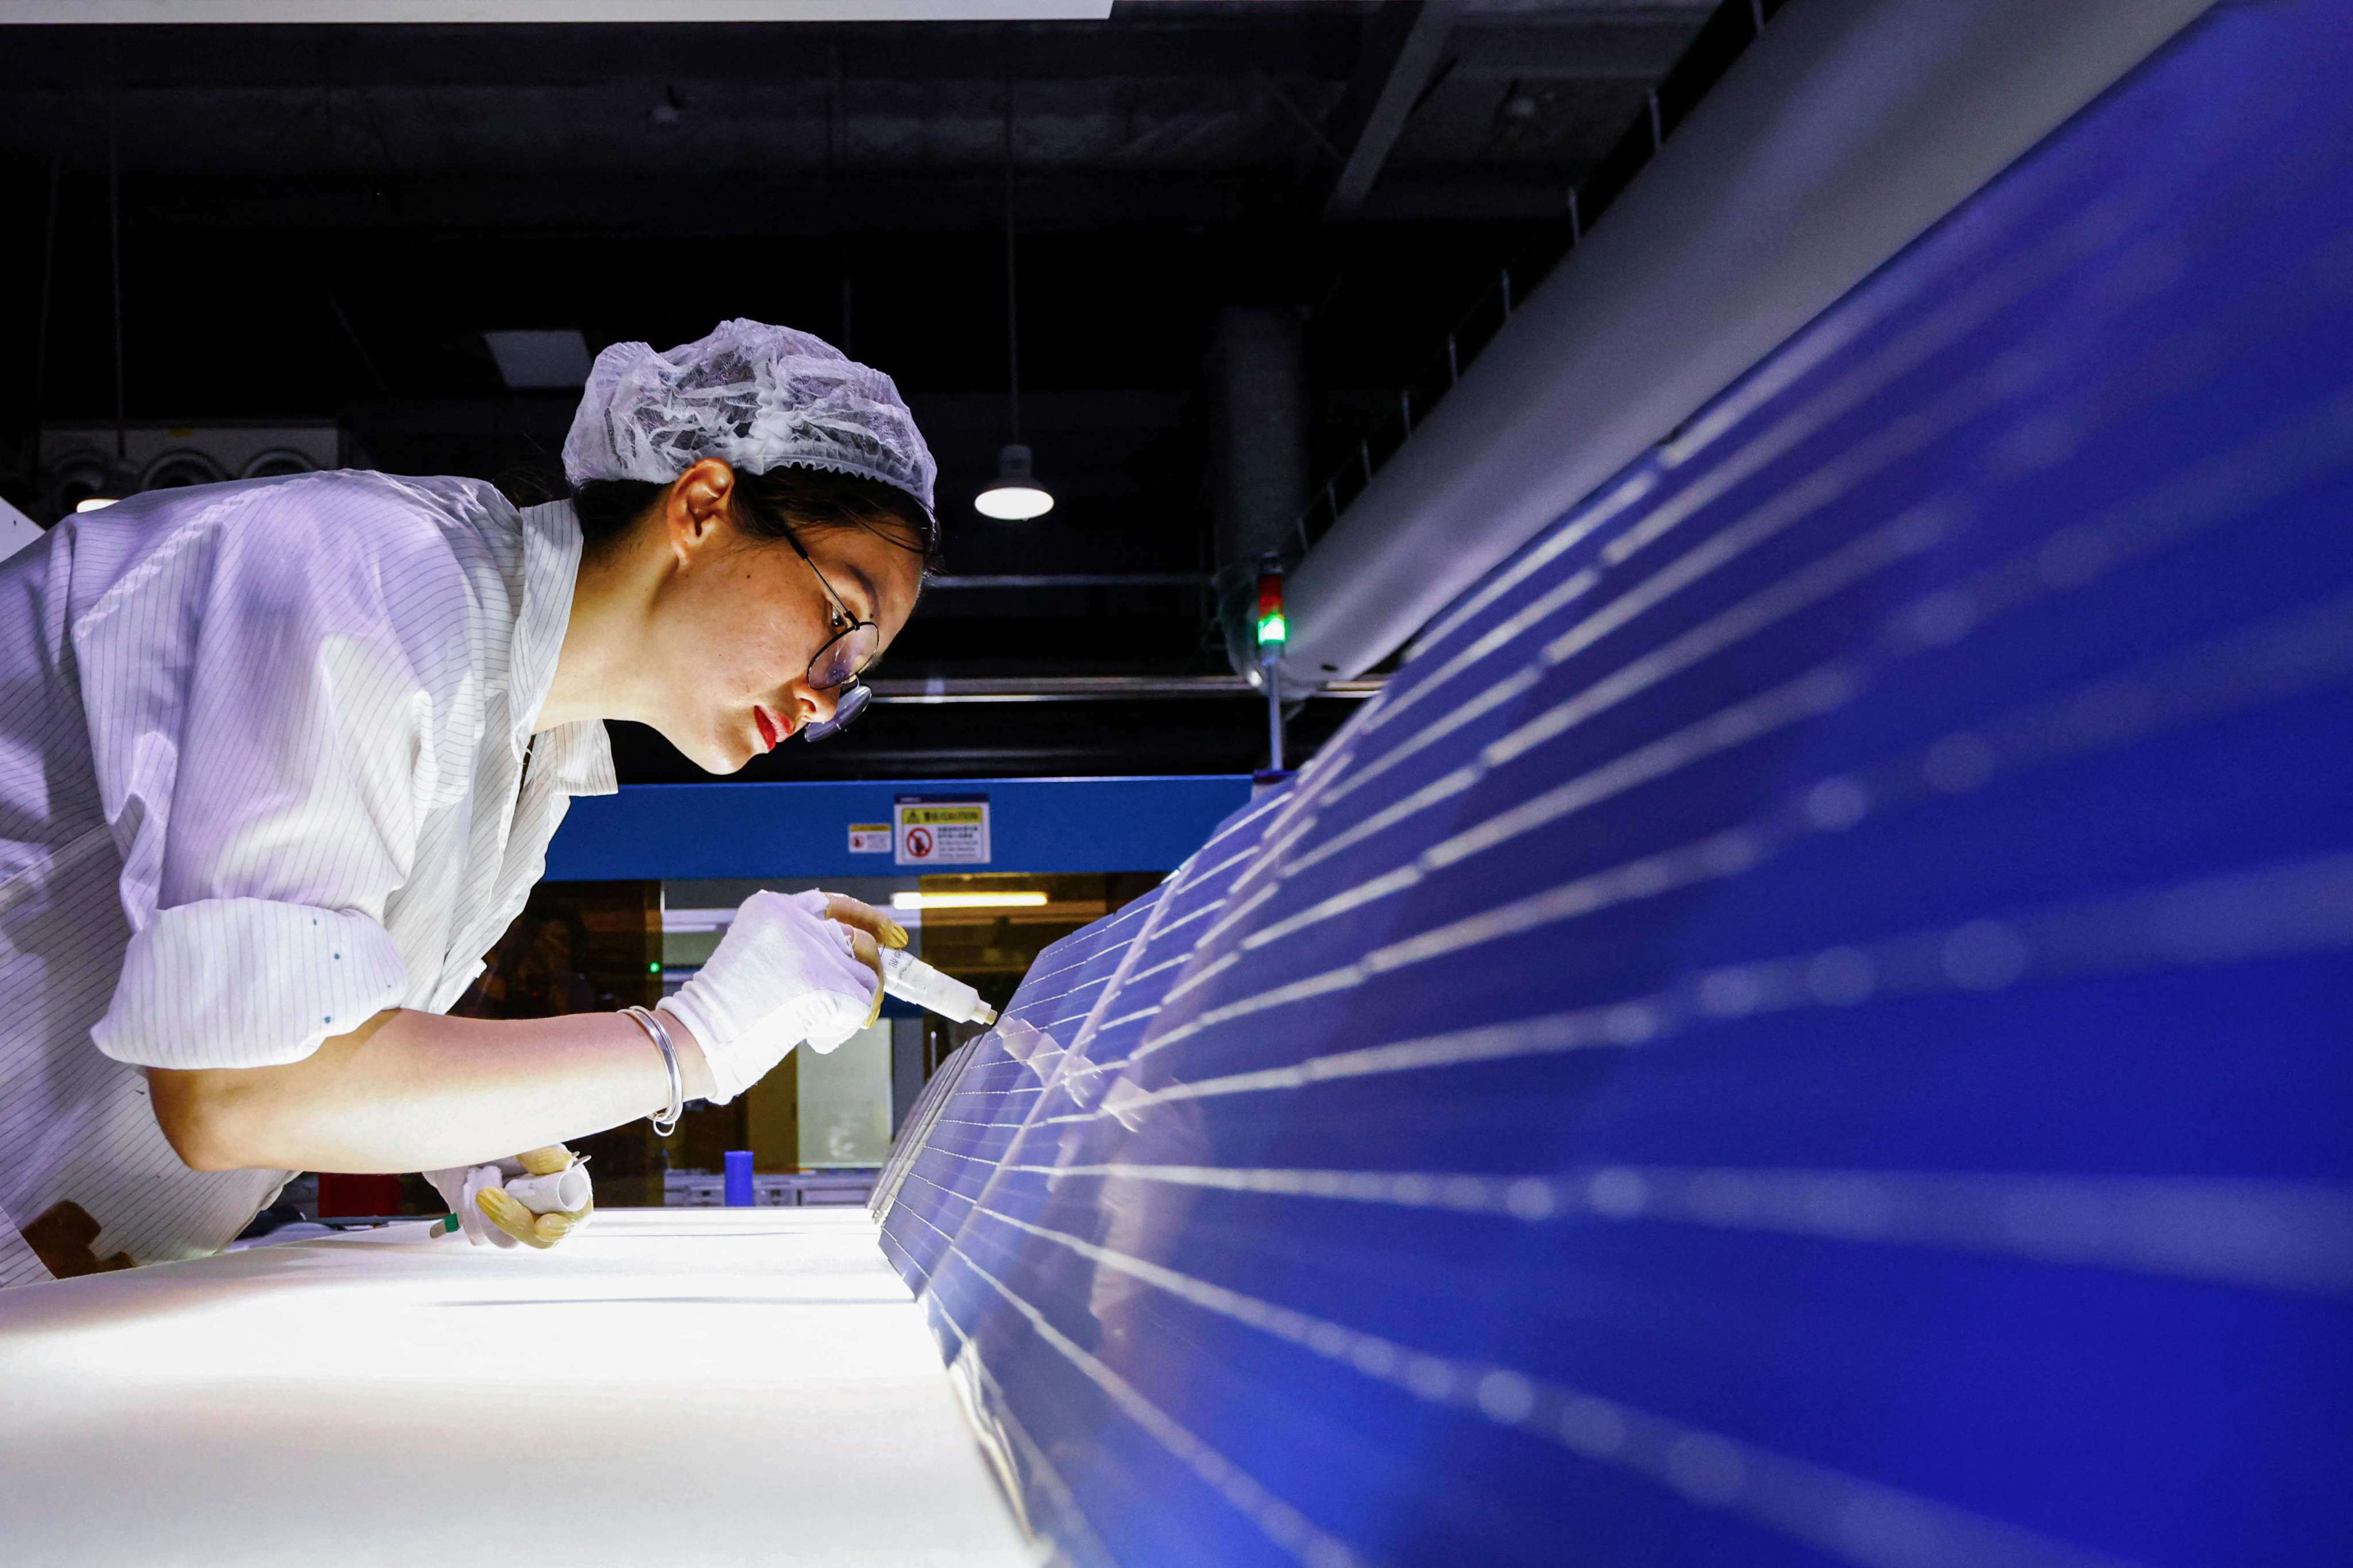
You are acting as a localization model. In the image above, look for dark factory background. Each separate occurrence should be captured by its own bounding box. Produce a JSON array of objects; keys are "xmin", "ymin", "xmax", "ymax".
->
[{"xmin": 0, "ymin": 1, "xmax": 1747, "ymax": 782}]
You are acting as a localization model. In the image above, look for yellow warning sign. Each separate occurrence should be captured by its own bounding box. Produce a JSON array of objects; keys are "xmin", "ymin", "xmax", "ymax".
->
[{"xmin": 895, "ymin": 795, "xmax": 991, "ymax": 865}]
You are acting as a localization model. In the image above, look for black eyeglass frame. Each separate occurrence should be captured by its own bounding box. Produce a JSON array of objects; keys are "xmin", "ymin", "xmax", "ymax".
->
[
  {"xmin": 784, "ymin": 531, "xmax": 881, "ymax": 690},
  {"xmin": 784, "ymin": 531, "xmax": 882, "ymax": 743}
]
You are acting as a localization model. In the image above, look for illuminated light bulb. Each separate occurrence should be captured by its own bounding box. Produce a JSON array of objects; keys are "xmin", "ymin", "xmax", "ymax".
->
[
  {"xmin": 891, "ymin": 891, "xmax": 1049, "ymax": 911},
  {"xmin": 974, "ymin": 443, "xmax": 1054, "ymax": 521},
  {"xmin": 1255, "ymin": 570, "xmax": 1287, "ymax": 651}
]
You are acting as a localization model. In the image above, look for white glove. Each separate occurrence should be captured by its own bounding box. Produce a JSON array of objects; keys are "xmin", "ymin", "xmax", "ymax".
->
[
  {"xmin": 424, "ymin": 1159, "xmax": 523, "ymax": 1249},
  {"xmin": 424, "ymin": 1145, "xmax": 593, "ymax": 1249},
  {"xmin": 661, "ymin": 889, "xmax": 880, "ymax": 1104}
]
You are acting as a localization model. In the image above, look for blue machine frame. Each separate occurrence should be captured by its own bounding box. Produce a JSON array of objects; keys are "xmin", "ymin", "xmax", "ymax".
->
[{"xmin": 545, "ymin": 775, "xmax": 1255, "ymax": 882}]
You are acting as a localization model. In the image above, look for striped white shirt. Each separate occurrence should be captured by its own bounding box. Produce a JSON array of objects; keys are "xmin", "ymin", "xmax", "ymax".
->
[{"xmin": 0, "ymin": 472, "xmax": 615, "ymax": 1286}]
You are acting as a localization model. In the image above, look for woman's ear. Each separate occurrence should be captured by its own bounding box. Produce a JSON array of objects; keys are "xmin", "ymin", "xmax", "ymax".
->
[{"xmin": 664, "ymin": 458, "xmax": 738, "ymax": 567}]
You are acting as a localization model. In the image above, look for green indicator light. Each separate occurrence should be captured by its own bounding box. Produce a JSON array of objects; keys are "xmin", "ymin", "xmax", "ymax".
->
[
  {"xmin": 1257, "ymin": 612, "xmax": 1287, "ymax": 646},
  {"xmin": 648, "ymin": 961, "xmax": 662, "ymax": 974}
]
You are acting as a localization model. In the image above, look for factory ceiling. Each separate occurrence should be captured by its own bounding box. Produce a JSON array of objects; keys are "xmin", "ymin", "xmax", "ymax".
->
[{"xmin": 0, "ymin": 0, "xmax": 1723, "ymax": 781}]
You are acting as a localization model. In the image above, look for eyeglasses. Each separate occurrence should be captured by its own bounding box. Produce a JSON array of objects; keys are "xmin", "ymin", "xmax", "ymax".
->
[{"xmin": 785, "ymin": 532, "xmax": 880, "ymax": 743}]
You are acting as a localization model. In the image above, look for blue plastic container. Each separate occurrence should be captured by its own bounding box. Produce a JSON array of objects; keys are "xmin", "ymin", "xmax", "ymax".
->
[{"xmin": 722, "ymin": 1149, "xmax": 754, "ymax": 1207}]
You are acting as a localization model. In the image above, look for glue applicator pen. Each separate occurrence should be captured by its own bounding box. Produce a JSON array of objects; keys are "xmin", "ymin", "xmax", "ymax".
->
[{"xmin": 879, "ymin": 948, "xmax": 999, "ymax": 1026}]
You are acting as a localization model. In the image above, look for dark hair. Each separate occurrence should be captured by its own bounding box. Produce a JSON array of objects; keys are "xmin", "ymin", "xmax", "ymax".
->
[{"xmin": 569, "ymin": 464, "xmax": 940, "ymax": 570}]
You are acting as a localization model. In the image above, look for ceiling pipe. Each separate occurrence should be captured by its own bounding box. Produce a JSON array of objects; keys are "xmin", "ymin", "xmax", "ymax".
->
[
  {"xmin": 1205, "ymin": 305, "xmax": 1311, "ymax": 684},
  {"xmin": 866, "ymin": 675, "xmax": 1383, "ymax": 704},
  {"xmin": 2, "ymin": 2, "xmax": 1111, "ymax": 20},
  {"xmin": 1282, "ymin": 0, "xmax": 2220, "ymax": 682},
  {"xmin": 1207, "ymin": 307, "xmax": 1309, "ymax": 571},
  {"xmin": 924, "ymin": 573, "xmax": 1208, "ymax": 590}
]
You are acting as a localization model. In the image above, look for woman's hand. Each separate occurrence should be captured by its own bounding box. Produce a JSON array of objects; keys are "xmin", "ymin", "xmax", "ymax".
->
[
  {"xmin": 424, "ymin": 1144, "xmax": 593, "ymax": 1249},
  {"xmin": 812, "ymin": 893, "xmax": 909, "ymax": 1029},
  {"xmin": 475, "ymin": 1145, "xmax": 593, "ymax": 1249},
  {"xmin": 657, "ymin": 890, "xmax": 899, "ymax": 1104}
]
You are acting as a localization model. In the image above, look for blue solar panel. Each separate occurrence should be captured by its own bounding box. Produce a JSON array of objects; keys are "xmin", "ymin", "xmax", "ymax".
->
[
  {"xmin": 878, "ymin": 7, "xmax": 2353, "ymax": 1563},
  {"xmin": 878, "ymin": 794, "xmax": 1293, "ymax": 1296}
]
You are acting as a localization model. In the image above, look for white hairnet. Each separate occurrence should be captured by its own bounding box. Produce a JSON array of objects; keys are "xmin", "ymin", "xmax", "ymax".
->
[{"xmin": 561, "ymin": 318, "xmax": 937, "ymax": 516}]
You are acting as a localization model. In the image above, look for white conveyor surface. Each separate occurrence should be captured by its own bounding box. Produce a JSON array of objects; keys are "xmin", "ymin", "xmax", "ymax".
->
[{"xmin": 0, "ymin": 1208, "xmax": 1031, "ymax": 1567}]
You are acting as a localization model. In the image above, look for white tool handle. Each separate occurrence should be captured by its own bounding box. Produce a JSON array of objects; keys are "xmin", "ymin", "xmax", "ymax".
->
[{"xmin": 503, "ymin": 1165, "xmax": 592, "ymax": 1215}]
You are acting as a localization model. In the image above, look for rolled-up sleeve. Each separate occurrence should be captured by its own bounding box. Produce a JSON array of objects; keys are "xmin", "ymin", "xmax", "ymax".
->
[
  {"xmin": 76, "ymin": 478, "xmax": 476, "ymax": 1069},
  {"xmin": 102, "ymin": 900, "xmax": 409, "ymax": 1069}
]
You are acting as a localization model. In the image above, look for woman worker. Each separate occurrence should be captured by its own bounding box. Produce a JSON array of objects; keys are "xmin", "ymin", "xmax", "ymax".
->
[{"xmin": 0, "ymin": 319, "xmax": 931, "ymax": 1283}]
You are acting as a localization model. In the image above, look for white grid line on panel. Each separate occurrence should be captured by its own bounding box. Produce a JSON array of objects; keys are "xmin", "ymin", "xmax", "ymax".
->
[
  {"xmin": 963, "ymin": 1205, "xmax": 2129, "ymax": 1568},
  {"xmin": 1045, "ymin": 850, "xmax": 2353, "ymax": 1124},
  {"xmin": 949, "ymin": 1241, "xmax": 1373, "ymax": 1568},
  {"xmin": 998, "ymin": 1161, "xmax": 2353, "ymax": 1298}
]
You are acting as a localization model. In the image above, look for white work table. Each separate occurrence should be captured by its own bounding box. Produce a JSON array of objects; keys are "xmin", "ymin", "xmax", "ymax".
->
[{"xmin": 0, "ymin": 1208, "xmax": 1031, "ymax": 1567}]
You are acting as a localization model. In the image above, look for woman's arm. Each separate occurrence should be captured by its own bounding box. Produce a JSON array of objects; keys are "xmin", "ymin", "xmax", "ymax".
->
[
  {"xmin": 147, "ymin": 893, "xmax": 897, "ymax": 1176},
  {"xmin": 148, "ymin": 1007, "xmax": 716, "ymax": 1175}
]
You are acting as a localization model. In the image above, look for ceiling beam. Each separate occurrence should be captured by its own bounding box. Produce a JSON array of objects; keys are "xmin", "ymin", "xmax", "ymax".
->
[
  {"xmin": 867, "ymin": 675, "xmax": 1383, "ymax": 703},
  {"xmin": 1324, "ymin": 0, "xmax": 1462, "ymax": 219},
  {"xmin": 923, "ymin": 573, "xmax": 1208, "ymax": 590},
  {"xmin": 0, "ymin": 167, "xmax": 1572, "ymax": 234},
  {"xmin": 1448, "ymin": 17, "xmax": 1701, "ymax": 80},
  {"xmin": 0, "ymin": 22, "xmax": 1361, "ymax": 87},
  {"xmin": 0, "ymin": 2, "xmax": 1110, "ymax": 21}
]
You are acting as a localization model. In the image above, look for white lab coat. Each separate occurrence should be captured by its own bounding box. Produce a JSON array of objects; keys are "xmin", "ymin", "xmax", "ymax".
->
[
  {"xmin": 0, "ymin": 472, "xmax": 615, "ymax": 1285},
  {"xmin": 0, "ymin": 493, "xmax": 40, "ymax": 563}
]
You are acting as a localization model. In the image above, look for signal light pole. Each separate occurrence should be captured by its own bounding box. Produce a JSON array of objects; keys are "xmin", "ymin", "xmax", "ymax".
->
[{"xmin": 1256, "ymin": 562, "xmax": 1287, "ymax": 774}]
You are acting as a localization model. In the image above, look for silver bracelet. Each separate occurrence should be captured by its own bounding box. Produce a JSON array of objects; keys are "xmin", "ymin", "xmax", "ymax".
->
[{"xmin": 623, "ymin": 1005, "xmax": 685, "ymax": 1137}]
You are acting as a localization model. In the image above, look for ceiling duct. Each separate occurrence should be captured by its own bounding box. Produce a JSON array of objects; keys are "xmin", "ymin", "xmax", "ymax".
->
[
  {"xmin": 1206, "ymin": 305, "xmax": 1308, "ymax": 683},
  {"xmin": 1282, "ymin": 0, "xmax": 2219, "ymax": 682}
]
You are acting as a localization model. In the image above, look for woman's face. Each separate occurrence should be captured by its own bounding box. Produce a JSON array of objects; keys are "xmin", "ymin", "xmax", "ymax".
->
[{"xmin": 643, "ymin": 468, "xmax": 925, "ymax": 773}]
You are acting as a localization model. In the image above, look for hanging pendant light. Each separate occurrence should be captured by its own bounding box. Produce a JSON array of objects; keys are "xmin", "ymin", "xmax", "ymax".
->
[
  {"xmin": 976, "ymin": 442, "xmax": 1053, "ymax": 520},
  {"xmin": 976, "ymin": 88, "xmax": 1055, "ymax": 522}
]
